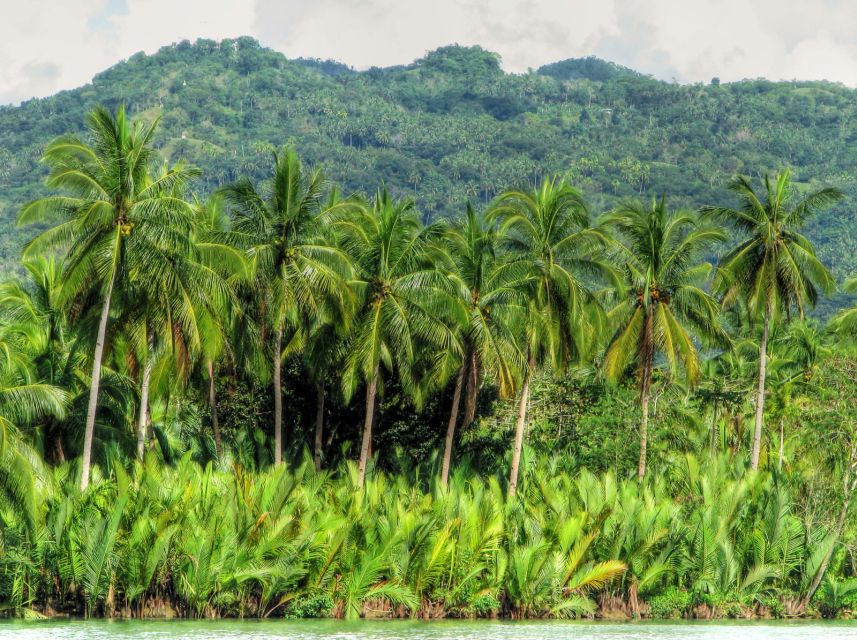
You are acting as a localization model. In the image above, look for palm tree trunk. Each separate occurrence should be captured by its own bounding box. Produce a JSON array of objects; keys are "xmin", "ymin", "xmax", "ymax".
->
[
  {"xmin": 357, "ymin": 364, "xmax": 380, "ymax": 488},
  {"xmin": 638, "ymin": 310, "xmax": 655, "ymax": 481},
  {"xmin": 314, "ymin": 381, "xmax": 325, "ymax": 471},
  {"xmin": 440, "ymin": 365, "xmax": 465, "ymax": 487},
  {"xmin": 136, "ymin": 335, "xmax": 154, "ymax": 460},
  {"xmin": 751, "ymin": 301, "xmax": 772, "ymax": 471},
  {"xmin": 778, "ymin": 419, "xmax": 784, "ymax": 472},
  {"xmin": 709, "ymin": 403, "xmax": 718, "ymax": 459},
  {"xmin": 79, "ymin": 272, "xmax": 115, "ymax": 491},
  {"xmin": 462, "ymin": 350, "xmax": 480, "ymax": 428},
  {"xmin": 273, "ymin": 324, "xmax": 283, "ymax": 466},
  {"xmin": 208, "ymin": 360, "xmax": 221, "ymax": 457},
  {"xmin": 508, "ymin": 352, "xmax": 534, "ymax": 498}
]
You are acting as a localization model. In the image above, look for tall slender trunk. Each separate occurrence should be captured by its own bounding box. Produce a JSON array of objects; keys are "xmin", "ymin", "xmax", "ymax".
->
[
  {"xmin": 508, "ymin": 352, "xmax": 534, "ymax": 498},
  {"xmin": 80, "ymin": 272, "xmax": 116, "ymax": 491},
  {"xmin": 314, "ymin": 381, "xmax": 325, "ymax": 472},
  {"xmin": 778, "ymin": 419, "xmax": 784, "ymax": 472},
  {"xmin": 638, "ymin": 309, "xmax": 655, "ymax": 481},
  {"xmin": 462, "ymin": 350, "xmax": 480, "ymax": 428},
  {"xmin": 709, "ymin": 403, "xmax": 718, "ymax": 459},
  {"xmin": 208, "ymin": 360, "xmax": 221, "ymax": 457},
  {"xmin": 136, "ymin": 335, "xmax": 154, "ymax": 460},
  {"xmin": 273, "ymin": 324, "xmax": 283, "ymax": 466},
  {"xmin": 440, "ymin": 365, "xmax": 466, "ymax": 487},
  {"xmin": 357, "ymin": 364, "xmax": 380, "ymax": 488},
  {"xmin": 751, "ymin": 301, "xmax": 772, "ymax": 471},
  {"xmin": 52, "ymin": 425, "xmax": 65, "ymax": 464}
]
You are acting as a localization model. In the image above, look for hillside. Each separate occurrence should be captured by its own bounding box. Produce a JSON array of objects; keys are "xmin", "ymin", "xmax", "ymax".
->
[{"xmin": 1, "ymin": 37, "xmax": 856, "ymax": 310}]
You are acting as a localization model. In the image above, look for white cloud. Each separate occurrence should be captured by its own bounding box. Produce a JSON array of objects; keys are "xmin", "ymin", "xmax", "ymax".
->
[
  {"xmin": 1, "ymin": 0, "xmax": 857, "ymax": 105},
  {"xmin": 0, "ymin": 0, "xmax": 255, "ymax": 104}
]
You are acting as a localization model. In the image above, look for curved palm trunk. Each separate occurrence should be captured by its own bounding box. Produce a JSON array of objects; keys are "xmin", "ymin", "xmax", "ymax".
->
[
  {"xmin": 357, "ymin": 364, "xmax": 380, "ymax": 488},
  {"xmin": 508, "ymin": 353, "xmax": 535, "ymax": 498},
  {"xmin": 136, "ymin": 335, "xmax": 155, "ymax": 460},
  {"xmin": 314, "ymin": 381, "xmax": 325, "ymax": 471},
  {"xmin": 79, "ymin": 273, "xmax": 116, "ymax": 491},
  {"xmin": 440, "ymin": 365, "xmax": 466, "ymax": 487},
  {"xmin": 273, "ymin": 325, "xmax": 283, "ymax": 466},
  {"xmin": 751, "ymin": 301, "xmax": 772, "ymax": 471},
  {"xmin": 208, "ymin": 360, "xmax": 222, "ymax": 457},
  {"xmin": 638, "ymin": 309, "xmax": 655, "ymax": 481}
]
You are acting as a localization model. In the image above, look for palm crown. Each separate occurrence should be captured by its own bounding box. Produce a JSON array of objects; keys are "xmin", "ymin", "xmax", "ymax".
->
[{"xmin": 603, "ymin": 198, "xmax": 727, "ymax": 479}]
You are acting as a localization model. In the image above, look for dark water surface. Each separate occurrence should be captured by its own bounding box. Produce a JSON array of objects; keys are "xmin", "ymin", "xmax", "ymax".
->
[{"xmin": 0, "ymin": 619, "xmax": 854, "ymax": 640}]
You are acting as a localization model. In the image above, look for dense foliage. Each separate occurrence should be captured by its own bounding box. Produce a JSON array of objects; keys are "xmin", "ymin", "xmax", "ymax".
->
[
  {"xmin": 0, "ymin": 102, "xmax": 856, "ymax": 622},
  {"xmin": 1, "ymin": 38, "xmax": 856, "ymax": 318}
]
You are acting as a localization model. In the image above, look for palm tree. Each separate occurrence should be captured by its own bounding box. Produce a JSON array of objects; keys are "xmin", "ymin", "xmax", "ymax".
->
[
  {"xmin": 219, "ymin": 148, "xmax": 352, "ymax": 465},
  {"xmin": 603, "ymin": 197, "xmax": 727, "ymax": 479},
  {"xmin": 334, "ymin": 188, "xmax": 457, "ymax": 487},
  {"xmin": 703, "ymin": 170, "xmax": 841, "ymax": 471},
  {"xmin": 439, "ymin": 203, "xmax": 525, "ymax": 486},
  {"xmin": 17, "ymin": 105, "xmax": 199, "ymax": 489},
  {"xmin": 190, "ymin": 195, "xmax": 248, "ymax": 457},
  {"xmin": 0, "ymin": 330, "xmax": 68, "ymax": 451},
  {"xmin": 490, "ymin": 177, "xmax": 611, "ymax": 497},
  {"xmin": 0, "ymin": 257, "xmax": 72, "ymax": 461},
  {"xmin": 830, "ymin": 277, "xmax": 857, "ymax": 340}
]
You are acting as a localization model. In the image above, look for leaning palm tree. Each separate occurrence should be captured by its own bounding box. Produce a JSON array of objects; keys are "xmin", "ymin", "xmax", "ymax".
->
[
  {"xmin": 219, "ymin": 148, "xmax": 353, "ymax": 465},
  {"xmin": 603, "ymin": 198, "xmax": 728, "ymax": 479},
  {"xmin": 490, "ymin": 177, "xmax": 612, "ymax": 497},
  {"xmin": 334, "ymin": 188, "xmax": 458, "ymax": 487},
  {"xmin": 17, "ymin": 105, "xmax": 199, "ymax": 490},
  {"xmin": 703, "ymin": 170, "xmax": 841, "ymax": 471},
  {"xmin": 439, "ymin": 203, "xmax": 526, "ymax": 486}
]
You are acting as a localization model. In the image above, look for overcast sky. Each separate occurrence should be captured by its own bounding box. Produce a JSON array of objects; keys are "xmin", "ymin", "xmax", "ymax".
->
[{"xmin": 2, "ymin": 0, "xmax": 857, "ymax": 105}]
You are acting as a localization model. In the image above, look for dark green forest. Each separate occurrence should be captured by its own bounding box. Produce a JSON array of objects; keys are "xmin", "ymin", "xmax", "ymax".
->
[{"xmin": 1, "ymin": 37, "xmax": 855, "ymax": 314}]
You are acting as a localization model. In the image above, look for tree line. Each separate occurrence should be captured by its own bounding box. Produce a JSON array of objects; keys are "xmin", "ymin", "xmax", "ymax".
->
[{"xmin": 0, "ymin": 105, "xmax": 855, "ymax": 619}]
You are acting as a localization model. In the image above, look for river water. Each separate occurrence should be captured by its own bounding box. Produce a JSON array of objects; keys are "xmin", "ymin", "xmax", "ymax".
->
[{"xmin": 0, "ymin": 620, "xmax": 854, "ymax": 639}]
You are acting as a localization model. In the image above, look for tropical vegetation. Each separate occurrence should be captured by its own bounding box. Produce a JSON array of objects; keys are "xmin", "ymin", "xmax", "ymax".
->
[{"xmin": 0, "ymin": 104, "xmax": 855, "ymax": 622}]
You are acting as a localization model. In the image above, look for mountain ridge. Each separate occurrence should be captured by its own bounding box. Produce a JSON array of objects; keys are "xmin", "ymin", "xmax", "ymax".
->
[{"xmin": 1, "ymin": 37, "xmax": 855, "ymax": 312}]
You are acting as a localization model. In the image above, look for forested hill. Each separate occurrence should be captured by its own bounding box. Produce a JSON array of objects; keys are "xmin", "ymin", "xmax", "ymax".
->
[{"xmin": 1, "ymin": 37, "xmax": 856, "ymax": 296}]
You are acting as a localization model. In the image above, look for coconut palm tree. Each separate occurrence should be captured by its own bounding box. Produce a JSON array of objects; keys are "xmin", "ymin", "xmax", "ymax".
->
[
  {"xmin": 190, "ymin": 195, "xmax": 249, "ymax": 457},
  {"xmin": 703, "ymin": 170, "xmax": 841, "ymax": 471},
  {"xmin": 439, "ymin": 203, "xmax": 526, "ymax": 486},
  {"xmin": 0, "ymin": 257, "xmax": 73, "ymax": 461},
  {"xmin": 17, "ymin": 105, "xmax": 200, "ymax": 489},
  {"xmin": 219, "ymin": 148, "xmax": 353, "ymax": 465},
  {"xmin": 490, "ymin": 177, "xmax": 612, "ymax": 497},
  {"xmin": 334, "ymin": 188, "xmax": 457, "ymax": 487},
  {"xmin": 603, "ymin": 197, "xmax": 727, "ymax": 479}
]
